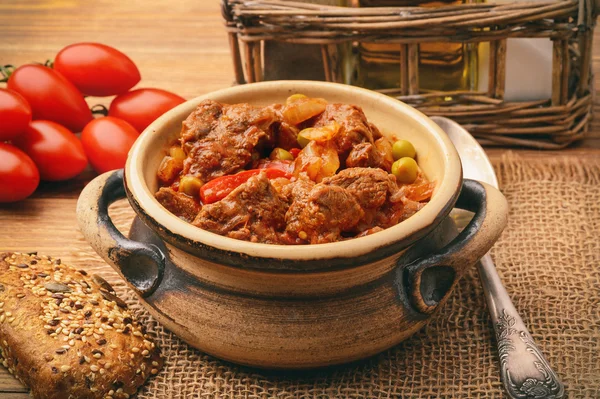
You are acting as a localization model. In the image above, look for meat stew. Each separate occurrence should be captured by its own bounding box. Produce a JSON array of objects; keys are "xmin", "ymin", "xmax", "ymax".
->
[{"xmin": 155, "ymin": 95, "xmax": 434, "ymax": 244}]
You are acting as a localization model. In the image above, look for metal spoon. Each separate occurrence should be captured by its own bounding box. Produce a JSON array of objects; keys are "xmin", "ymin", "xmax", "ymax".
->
[{"xmin": 431, "ymin": 116, "xmax": 565, "ymax": 399}]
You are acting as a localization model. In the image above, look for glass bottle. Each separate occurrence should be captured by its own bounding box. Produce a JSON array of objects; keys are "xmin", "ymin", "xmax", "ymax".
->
[
  {"xmin": 263, "ymin": 0, "xmax": 351, "ymax": 82},
  {"xmin": 355, "ymin": 0, "xmax": 479, "ymax": 92}
]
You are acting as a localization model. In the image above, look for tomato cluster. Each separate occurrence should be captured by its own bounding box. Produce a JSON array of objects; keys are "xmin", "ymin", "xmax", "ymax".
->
[{"xmin": 0, "ymin": 43, "xmax": 186, "ymax": 203}]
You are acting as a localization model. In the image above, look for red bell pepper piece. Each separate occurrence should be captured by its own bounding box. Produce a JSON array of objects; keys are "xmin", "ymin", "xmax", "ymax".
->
[
  {"xmin": 256, "ymin": 159, "xmax": 293, "ymax": 174},
  {"xmin": 289, "ymin": 148, "xmax": 301, "ymax": 158},
  {"xmin": 200, "ymin": 168, "xmax": 292, "ymax": 204}
]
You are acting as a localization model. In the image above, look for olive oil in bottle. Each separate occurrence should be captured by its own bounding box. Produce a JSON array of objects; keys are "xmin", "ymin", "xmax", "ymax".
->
[
  {"xmin": 354, "ymin": 42, "xmax": 405, "ymax": 90},
  {"xmin": 263, "ymin": 0, "xmax": 352, "ymax": 82},
  {"xmin": 355, "ymin": 0, "xmax": 478, "ymax": 92}
]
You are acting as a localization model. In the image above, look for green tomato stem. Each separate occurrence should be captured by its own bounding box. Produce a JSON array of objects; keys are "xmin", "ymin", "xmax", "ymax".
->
[{"xmin": 0, "ymin": 64, "xmax": 15, "ymax": 82}]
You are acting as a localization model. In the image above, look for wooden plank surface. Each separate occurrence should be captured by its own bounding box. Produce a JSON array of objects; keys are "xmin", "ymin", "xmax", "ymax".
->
[
  {"xmin": 0, "ymin": 0, "xmax": 599, "ymax": 395},
  {"xmin": 0, "ymin": 372, "xmax": 27, "ymax": 394},
  {"xmin": 0, "ymin": 394, "xmax": 30, "ymax": 399}
]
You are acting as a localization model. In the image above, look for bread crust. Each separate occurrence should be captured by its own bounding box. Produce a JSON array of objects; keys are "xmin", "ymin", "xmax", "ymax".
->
[{"xmin": 0, "ymin": 252, "xmax": 163, "ymax": 399}]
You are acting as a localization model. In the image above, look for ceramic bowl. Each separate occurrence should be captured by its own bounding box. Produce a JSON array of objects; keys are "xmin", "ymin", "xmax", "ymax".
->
[{"xmin": 77, "ymin": 81, "xmax": 508, "ymax": 369}]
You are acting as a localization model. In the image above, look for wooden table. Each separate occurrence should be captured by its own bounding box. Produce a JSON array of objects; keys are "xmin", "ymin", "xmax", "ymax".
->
[{"xmin": 0, "ymin": 1, "xmax": 599, "ymax": 397}]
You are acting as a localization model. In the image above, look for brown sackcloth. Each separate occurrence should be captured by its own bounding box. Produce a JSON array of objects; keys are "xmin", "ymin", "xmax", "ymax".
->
[{"xmin": 101, "ymin": 153, "xmax": 599, "ymax": 398}]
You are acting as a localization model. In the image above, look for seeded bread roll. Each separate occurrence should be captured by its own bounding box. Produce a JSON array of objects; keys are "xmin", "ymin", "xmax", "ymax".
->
[{"xmin": 0, "ymin": 252, "xmax": 163, "ymax": 399}]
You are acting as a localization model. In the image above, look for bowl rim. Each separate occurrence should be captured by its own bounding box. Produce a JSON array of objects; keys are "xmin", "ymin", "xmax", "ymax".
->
[{"xmin": 125, "ymin": 81, "xmax": 462, "ymax": 261}]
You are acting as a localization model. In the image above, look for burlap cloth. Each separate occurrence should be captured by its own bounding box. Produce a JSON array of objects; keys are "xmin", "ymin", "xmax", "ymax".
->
[{"xmin": 105, "ymin": 152, "xmax": 600, "ymax": 398}]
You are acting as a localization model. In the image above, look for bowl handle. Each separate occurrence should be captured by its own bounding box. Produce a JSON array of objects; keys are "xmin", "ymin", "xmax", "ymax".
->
[
  {"xmin": 404, "ymin": 179, "xmax": 508, "ymax": 314},
  {"xmin": 76, "ymin": 169, "xmax": 165, "ymax": 297}
]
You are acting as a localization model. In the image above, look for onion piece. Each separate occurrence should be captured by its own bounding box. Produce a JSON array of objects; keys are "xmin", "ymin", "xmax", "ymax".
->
[
  {"xmin": 298, "ymin": 121, "xmax": 340, "ymax": 143},
  {"xmin": 293, "ymin": 140, "xmax": 340, "ymax": 182},
  {"xmin": 392, "ymin": 173, "xmax": 435, "ymax": 203},
  {"xmin": 282, "ymin": 97, "xmax": 328, "ymax": 125},
  {"xmin": 286, "ymin": 93, "xmax": 307, "ymax": 104},
  {"xmin": 374, "ymin": 137, "xmax": 394, "ymax": 172}
]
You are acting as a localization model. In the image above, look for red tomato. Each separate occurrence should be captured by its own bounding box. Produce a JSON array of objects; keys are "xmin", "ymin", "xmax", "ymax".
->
[
  {"xmin": 0, "ymin": 143, "xmax": 40, "ymax": 203},
  {"xmin": 81, "ymin": 117, "xmax": 138, "ymax": 174},
  {"xmin": 200, "ymin": 168, "xmax": 291, "ymax": 204},
  {"xmin": 0, "ymin": 89, "xmax": 32, "ymax": 141},
  {"xmin": 54, "ymin": 43, "xmax": 141, "ymax": 97},
  {"xmin": 13, "ymin": 121, "xmax": 87, "ymax": 181},
  {"xmin": 109, "ymin": 88, "xmax": 185, "ymax": 133},
  {"xmin": 7, "ymin": 65, "xmax": 92, "ymax": 132}
]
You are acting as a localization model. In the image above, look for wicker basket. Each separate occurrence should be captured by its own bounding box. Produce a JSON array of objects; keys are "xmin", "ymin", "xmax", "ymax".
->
[{"xmin": 222, "ymin": 0, "xmax": 597, "ymax": 149}]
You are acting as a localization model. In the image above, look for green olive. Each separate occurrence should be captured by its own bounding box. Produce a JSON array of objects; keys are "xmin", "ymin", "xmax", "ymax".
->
[
  {"xmin": 391, "ymin": 157, "xmax": 418, "ymax": 184},
  {"xmin": 270, "ymin": 148, "xmax": 293, "ymax": 161},
  {"xmin": 297, "ymin": 132, "xmax": 311, "ymax": 148},
  {"xmin": 179, "ymin": 176, "xmax": 204, "ymax": 197},
  {"xmin": 392, "ymin": 139, "xmax": 416, "ymax": 160}
]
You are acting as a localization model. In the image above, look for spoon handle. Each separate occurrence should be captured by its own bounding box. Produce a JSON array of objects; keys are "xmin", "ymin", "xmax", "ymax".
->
[{"xmin": 478, "ymin": 253, "xmax": 565, "ymax": 399}]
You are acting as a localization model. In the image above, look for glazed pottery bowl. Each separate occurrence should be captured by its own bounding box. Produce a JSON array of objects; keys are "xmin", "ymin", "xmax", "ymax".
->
[{"xmin": 77, "ymin": 81, "xmax": 508, "ymax": 369}]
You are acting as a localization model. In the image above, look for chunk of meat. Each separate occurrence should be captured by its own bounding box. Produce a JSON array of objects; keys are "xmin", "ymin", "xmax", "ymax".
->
[
  {"xmin": 322, "ymin": 167, "xmax": 397, "ymax": 210},
  {"xmin": 180, "ymin": 100, "xmax": 279, "ymax": 182},
  {"xmin": 322, "ymin": 167, "xmax": 427, "ymax": 233},
  {"xmin": 345, "ymin": 138, "xmax": 395, "ymax": 171},
  {"xmin": 366, "ymin": 174, "xmax": 433, "ymax": 230},
  {"xmin": 192, "ymin": 172, "xmax": 288, "ymax": 244},
  {"xmin": 155, "ymin": 187, "xmax": 201, "ymax": 222},
  {"xmin": 180, "ymin": 99, "xmax": 223, "ymax": 144},
  {"xmin": 370, "ymin": 199, "xmax": 425, "ymax": 230},
  {"xmin": 369, "ymin": 122, "xmax": 383, "ymax": 140},
  {"xmin": 285, "ymin": 184, "xmax": 363, "ymax": 244},
  {"xmin": 280, "ymin": 175, "xmax": 315, "ymax": 204},
  {"xmin": 267, "ymin": 103, "xmax": 301, "ymax": 151},
  {"xmin": 310, "ymin": 104, "xmax": 376, "ymax": 155},
  {"xmin": 275, "ymin": 121, "xmax": 300, "ymax": 150},
  {"xmin": 270, "ymin": 177, "xmax": 293, "ymax": 195},
  {"xmin": 345, "ymin": 142, "xmax": 383, "ymax": 170}
]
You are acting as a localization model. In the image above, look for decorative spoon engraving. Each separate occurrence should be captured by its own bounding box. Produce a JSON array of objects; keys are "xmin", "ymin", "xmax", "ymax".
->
[
  {"xmin": 432, "ymin": 116, "xmax": 564, "ymax": 399},
  {"xmin": 495, "ymin": 308, "xmax": 563, "ymax": 398}
]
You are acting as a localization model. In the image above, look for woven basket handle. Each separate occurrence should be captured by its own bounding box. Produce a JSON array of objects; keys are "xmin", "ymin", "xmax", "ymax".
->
[{"xmin": 404, "ymin": 179, "xmax": 508, "ymax": 314}]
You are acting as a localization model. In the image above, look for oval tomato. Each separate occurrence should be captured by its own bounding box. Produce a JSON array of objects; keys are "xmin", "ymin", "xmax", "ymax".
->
[
  {"xmin": 0, "ymin": 143, "xmax": 40, "ymax": 203},
  {"xmin": 13, "ymin": 121, "xmax": 88, "ymax": 181},
  {"xmin": 0, "ymin": 88, "xmax": 32, "ymax": 141},
  {"xmin": 108, "ymin": 88, "xmax": 185, "ymax": 133},
  {"xmin": 81, "ymin": 117, "xmax": 138, "ymax": 174},
  {"xmin": 7, "ymin": 64, "xmax": 93, "ymax": 132},
  {"xmin": 54, "ymin": 43, "xmax": 141, "ymax": 97}
]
